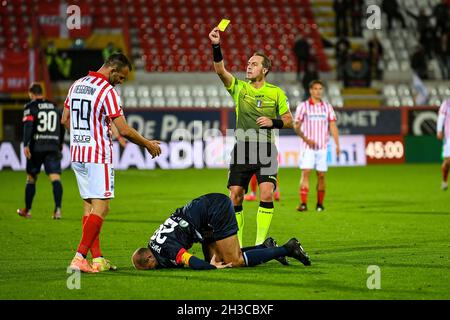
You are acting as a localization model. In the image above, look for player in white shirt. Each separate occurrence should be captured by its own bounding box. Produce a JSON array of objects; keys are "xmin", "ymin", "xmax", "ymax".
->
[
  {"xmin": 62, "ymin": 53, "xmax": 161, "ymax": 273},
  {"xmin": 294, "ymin": 80, "xmax": 340, "ymax": 212},
  {"xmin": 437, "ymin": 99, "xmax": 450, "ymax": 190}
]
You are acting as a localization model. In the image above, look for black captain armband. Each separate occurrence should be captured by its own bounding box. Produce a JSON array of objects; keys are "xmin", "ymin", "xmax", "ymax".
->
[
  {"xmin": 270, "ymin": 119, "xmax": 284, "ymax": 129},
  {"xmin": 212, "ymin": 43, "xmax": 223, "ymax": 62}
]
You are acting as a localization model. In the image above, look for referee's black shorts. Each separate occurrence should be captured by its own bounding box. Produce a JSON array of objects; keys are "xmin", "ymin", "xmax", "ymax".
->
[
  {"xmin": 227, "ymin": 141, "xmax": 278, "ymax": 193},
  {"xmin": 26, "ymin": 150, "xmax": 62, "ymax": 176}
]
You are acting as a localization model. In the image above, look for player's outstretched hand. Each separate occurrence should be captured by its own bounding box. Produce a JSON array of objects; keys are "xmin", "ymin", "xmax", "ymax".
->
[
  {"xmin": 145, "ymin": 140, "xmax": 161, "ymax": 158},
  {"xmin": 210, "ymin": 254, "xmax": 232, "ymax": 269},
  {"xmin": 209, "ymin": 27, "xmax": 220, "ymax": 45},
  {"xmin": 256, "ymin": 117, "xmax": 273, "ymax": 128}
]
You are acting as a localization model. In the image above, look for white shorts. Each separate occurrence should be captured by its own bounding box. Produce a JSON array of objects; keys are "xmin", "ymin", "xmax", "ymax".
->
[
  {"xmin": 299, "ymin": 148, "xmax": 328, "ymax": 172},
  {"xmin": 72, "ymin": 162, "xmax": 115, "ymax": 199},
  {"xmin": 444, "ymin": 138, "xmax": 450, "ymax": 158}
]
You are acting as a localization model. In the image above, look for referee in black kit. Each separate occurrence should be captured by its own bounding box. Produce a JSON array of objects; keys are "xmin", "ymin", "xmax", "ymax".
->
[{"xmin": 17, "ymin": 83, "xmax": 65, "ymax": 220}]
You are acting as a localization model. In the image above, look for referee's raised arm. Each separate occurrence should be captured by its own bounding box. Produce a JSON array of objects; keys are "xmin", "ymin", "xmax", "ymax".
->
[{"xmin": 209, "ymin": 27, "xmax": 233, "ymax": 88}]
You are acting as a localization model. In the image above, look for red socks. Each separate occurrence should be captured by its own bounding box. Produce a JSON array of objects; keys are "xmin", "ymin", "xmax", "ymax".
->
[
  {"xmin": 300, "ymin": 186, "xmax": 309, "ymax": 204},
  {"xmin": 317, "ymin": 190, "xmax": 325, "ymax": 205},
  {"xmin": 250, "ymin": 175, "xmax": 257, "ymax": 193},
  {"xmin": 443, "ymin": 166, "xmax": 449, "ymax": 183},
  {"xmin": 82, "ymin": 215, "xmax": 103, "ymax": 258},
  {"xmin": 300, "ymin": 187, "xmax": 325, "ymax": 205},
  {"xmin": 78, "ymin": 214, "xmax": 103, "ymax": 257}
]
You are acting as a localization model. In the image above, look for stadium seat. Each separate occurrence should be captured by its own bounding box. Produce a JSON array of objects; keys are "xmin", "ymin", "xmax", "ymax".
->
[
  {"xmin": 139, "ymin": 97, "xmax": 152, "ymax": 108},
  {"xmin": 383, "ymin": 85, "xmax": 397, "ymax": 97},
  {"xmin": 207, "ymin": 97, "xmax": 222, "ymax": 108},
  {"xmin": 194, "ymin": 97, "xmax": 208, "ymax": 108},
  {"xmin": 180, "ymin": 97, "xmax": 194, "ymax": 108},
  {"xmin": 136, "ymin": 85, "xmax": 150, "ymax": 98},
  {"xmin": 153, "ymin": 97, "xmax": 166, "ymax": 108},
  {"xmin": 163, "ymin": 85, "xmax": 177, "ymax": 98},
  {"xmin": 327, "ymin": 83, "xmax": 341, "ymax": 97},
  {"xmin": 221, "ymin": 97, "xmax": 235, "ymax": 108},
  {"xmin": 178, "ymin": 85, "xmax": 192, "ymax": 98},
  {"xmin": 125, "ymin": 97, "xmax": 138, "ymax": 108},
  {"xmin": 205, "ymin": 85, "xmax": 220, "ymax": 97},
  {"xmin": 400, "ymin": 96, "xmax": 415, "ymax": 107},
  {"xmin": 386, "ymin": 97, "xmax": 401, "ymax": 107},
  {"xmin": 429, "ymin": 95, "xmax": 442, "ymax": 106},
  {"xmin": 438, "ymin": 84, "xmax": 450, "ymax": 96},
  {"xmin": 331, "ymin": 96, "xmax": 344, "ymax": 108},
  {"xmin": 149, "ymin": 85, "xmax": 164, "ymax": 98},
  {"xmin": 166, "ymin": 97, "xmax": 180, "ymax": 108},
  {"xmin": 123, "ymin": 86, "xmax": 136, "ymax": 99},
  {"xmin": 397, "ymin": 84, "xmax": 411, "ymax": 97},
  {"xmin": 191, "ymin": 85, "xmax": 205, "ymax": 97}
]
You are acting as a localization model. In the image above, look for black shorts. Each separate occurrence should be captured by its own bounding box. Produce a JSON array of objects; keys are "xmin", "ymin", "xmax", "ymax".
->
[
  {"xmin": 182, "ymin": 193, "xmax": 238, "ymax": 242},
  {"xmin": 26, "ymin": 151, "xmax": 62, "ymax": 176},
  {"xmin": 227, "ymin": 142, "xmax": 278, "ymax": 193}
]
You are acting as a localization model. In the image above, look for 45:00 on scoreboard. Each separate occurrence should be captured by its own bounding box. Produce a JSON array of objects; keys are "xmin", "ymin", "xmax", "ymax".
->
[{"xmin": 365, "ymin": 135, "xmax": 405, "ymax": 164}]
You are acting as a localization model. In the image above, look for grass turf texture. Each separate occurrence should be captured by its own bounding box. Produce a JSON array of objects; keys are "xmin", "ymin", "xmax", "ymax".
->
[{"xmin": 0, "ymin": 164, "xmax": 449, "ymax": 300}]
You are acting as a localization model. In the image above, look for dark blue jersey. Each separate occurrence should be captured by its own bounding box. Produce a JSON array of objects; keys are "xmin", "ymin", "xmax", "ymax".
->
[
  {"xmin": 23, "ymin": 99, "xmax": 64, "ymax": 152},
  {"xmin": 148, "ymin": 193, "xmax": 238, "ymax": 268}
]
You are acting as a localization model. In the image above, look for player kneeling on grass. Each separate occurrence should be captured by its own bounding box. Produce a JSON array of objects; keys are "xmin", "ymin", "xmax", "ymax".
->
[{"xmin": 132, "ymin": 193, "xmax": 311, "ymax": 270}]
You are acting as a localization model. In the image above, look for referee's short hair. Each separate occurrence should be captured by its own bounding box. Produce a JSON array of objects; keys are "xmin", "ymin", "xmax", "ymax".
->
[
  {"xmin": 309, "ymin": 80, "xmax": 325, "ymax": 89},
  {"xmin": 28, "ymin": 83, "xmax": 43, "ymax": 95},
  {"xmin": 253, "ymin": 52, "xmax": 272, "ymax": 76},
  {"xmin": 104, "ymin": 53, "xmax": 133, "ymax": 71}
]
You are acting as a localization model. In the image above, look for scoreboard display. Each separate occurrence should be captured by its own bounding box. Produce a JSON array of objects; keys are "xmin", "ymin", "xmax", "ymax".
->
[{"xmin": 365, "ymin": 135, "xmax": 405, "ymax": 164}]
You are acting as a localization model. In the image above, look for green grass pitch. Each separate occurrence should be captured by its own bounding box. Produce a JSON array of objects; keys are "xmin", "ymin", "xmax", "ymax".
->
[{"xmin": 0, "ymin": 164, "xmax": 449, "ymax": 300}]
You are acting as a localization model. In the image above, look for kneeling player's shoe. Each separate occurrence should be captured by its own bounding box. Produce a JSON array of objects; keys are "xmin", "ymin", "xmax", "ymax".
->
[
  {"xmin": 17, "ymin": 208, "xmax": 31, "ymax": 219},
  {"xmin": 316, "ymin": 204, "xmax": 324, "ymax": 212},
  {"xmin": 263, "ymin": 237, "xmax": 289, "ymax": 265},
  {"xmin": 244, "ymin": 193, "xmax": 257, "ymax": 201},
  {"xmin": 283, "ymin": 238, "xmax": 311, "ymax": 266},
  {"xmin": 274, "ymin": 191, "xmax": 280, "ymax": 201},
  {"xmin": 53, "ymin": 209, "xmax": 62, "ymax": 220},
  {"xmin": 296, "ymin": 203, "xmax": 307, "ymax": 212},
  {"xmin": 69, "ymin": 255, "xmax": 98, "ymax": 273},
  {"xmin": 92, "ymin": 257, "xmax": 117, "ymax": 272},
  {"xmin": 442, "ymin": 181, "xmax": 448, "ymax": 191}
]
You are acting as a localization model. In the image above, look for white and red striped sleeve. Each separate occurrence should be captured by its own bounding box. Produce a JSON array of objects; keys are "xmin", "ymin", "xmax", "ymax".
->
[
  {"xmin": 103, "ymin": 88, "xmax": 124, "ymax": 119},
  {"xmin": 327, "ymin": 103, "xmax": 337, "ymax": 122},
  {"xmin": 294, "ymin": 101, "xmax": 306, "ymax": 122}
]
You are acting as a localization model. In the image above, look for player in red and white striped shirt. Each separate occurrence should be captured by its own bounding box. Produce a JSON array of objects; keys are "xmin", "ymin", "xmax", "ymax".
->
[
  {"xmin": 294, "ymin": 80, "xmax": 340, "ymax": 212},
  {"xmin": 62, "ymin": 53, "xmax": 161, "ymax": 273},
  {"xmin": 437, "ymin": 99, "xmax": 450, "ymax": 190}
]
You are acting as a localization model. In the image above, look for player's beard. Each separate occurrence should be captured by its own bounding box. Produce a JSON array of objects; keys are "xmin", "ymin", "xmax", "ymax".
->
[{"xmin": 108, "ymin": 73, "xmax": 117, "ymax": 87}]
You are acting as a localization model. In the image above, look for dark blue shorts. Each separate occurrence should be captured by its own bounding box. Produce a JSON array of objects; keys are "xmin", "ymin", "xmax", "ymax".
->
[
  {"xmin": 183, "ymin": 193, "xmax": 238, "ymax": 242},
  {"xmin": 26, "ymin": 151, "xmax": 62, "ymax": 176}
]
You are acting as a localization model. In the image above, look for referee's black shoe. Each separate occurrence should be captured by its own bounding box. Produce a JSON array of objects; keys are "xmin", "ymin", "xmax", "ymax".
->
[
  {"xmin": 283, "ymin": 238, "xmax": 311, "ymax": 266},
  {"xmin": 263, "ymin": 237, "xmax": 289, "ymax": 265}
]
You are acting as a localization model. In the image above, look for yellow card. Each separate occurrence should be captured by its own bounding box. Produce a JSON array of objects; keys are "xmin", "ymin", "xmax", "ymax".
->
[{"xmin": 218, "ymin": 19, "xmax": 230, "ymax": 32}]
